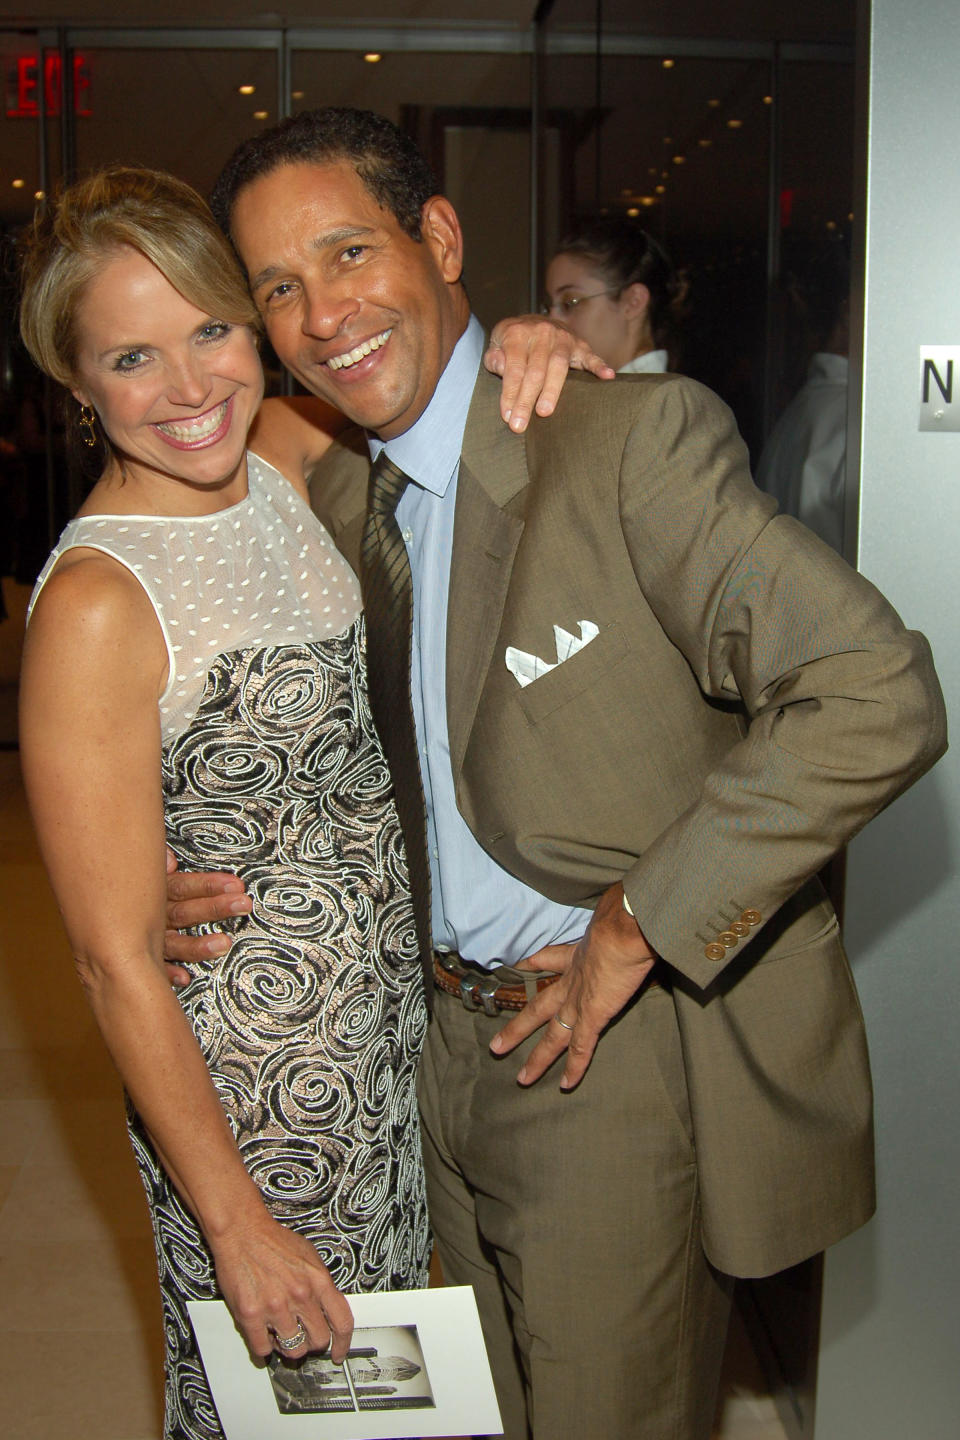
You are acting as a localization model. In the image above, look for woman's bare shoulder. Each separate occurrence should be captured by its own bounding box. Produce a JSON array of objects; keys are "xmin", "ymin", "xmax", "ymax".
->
[{"xmin": 27, "ymin": 547, "xmax": 166, "ymax": 688}]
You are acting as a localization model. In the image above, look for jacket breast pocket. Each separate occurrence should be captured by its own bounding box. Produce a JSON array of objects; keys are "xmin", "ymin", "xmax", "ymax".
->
[{"xmin": 515, "ymin": 622, "xmax": 631, "ymax": 725}]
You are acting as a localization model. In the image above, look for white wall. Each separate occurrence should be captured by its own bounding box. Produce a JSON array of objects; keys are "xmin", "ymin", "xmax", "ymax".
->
[{"xmin": 816, "ymin": 2, "xmax": 960, "ymax": 1434}]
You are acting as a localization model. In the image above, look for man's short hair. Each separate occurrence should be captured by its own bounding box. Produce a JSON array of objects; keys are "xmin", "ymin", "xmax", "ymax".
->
[{"xmin": 210, "ymin": 107, "xmax": 438, "ymax": 242}]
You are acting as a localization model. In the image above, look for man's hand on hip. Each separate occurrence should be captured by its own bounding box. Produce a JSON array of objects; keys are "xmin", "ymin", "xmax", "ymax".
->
[{"xmin": 489, "ymin": 882, "xmax": 657, "ymax": 1090}]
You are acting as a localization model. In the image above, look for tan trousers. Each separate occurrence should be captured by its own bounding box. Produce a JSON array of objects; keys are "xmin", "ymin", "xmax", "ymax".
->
[{"xmin": 418, "ymin": 978, "xmax": 733, "ymax": 1440}]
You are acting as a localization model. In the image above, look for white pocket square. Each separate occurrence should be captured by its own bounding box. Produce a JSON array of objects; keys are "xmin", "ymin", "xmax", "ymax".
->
[{"xmin": 505, "ymin": 620, "xmax": 599, "ymax": 688}]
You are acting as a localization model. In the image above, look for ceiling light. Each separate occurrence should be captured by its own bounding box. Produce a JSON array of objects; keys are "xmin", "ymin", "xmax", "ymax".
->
[
  {"xmin": 627, "ymin": 207, "xmax": 640, "ymax": 217},
  {"xmin": 655, "ymin": 184, "xmax": 666, "ymax": 194},
  {"xmin": 698, "ymin": 138, "xmax": 712, "ymax": 148},
  {"xmin": 12, "ymin": 178, "xmax": 25, "ymax": 189},
  {"xmin": 727, "ymin": 118, "xmax": 743, "ymax": 129},
  {"xmin": 34, "ymin": 189, "xmax": 44, "ymax": 200},
  {"xmin": 254, "ymin": 110, "xmax": 268, "ymax": 120},
  {"xmin": 672, "ymin": 154, "xmax": 686, "ymax": 165},
  {"xmin": 763, "ymin": 95, "xmax": 773, "ymax": 105},
  {"xmin": 639, "ymin": 196, "xmax": 656, "ymax": 208},
  {"xmin": 663, "ymin": 136, "xmax": 672, "ymax": 145},
  {"xmin": 364, "ymin": 52, "xmax": 382, "ymax": 63},
  {"xmin": 708, "ymin": 98, "xmax": 721, "ymax": 108},
  {"xmin": 292, "ymin": 90, "xmax": 304, "ymax": 100},
  {"xmin": 662, "ymin": 58, "xmax": 675, "ymax": 69},
  {"xmin": 238, "ymin": 84, "xmax": 255, "ymax": 95}
]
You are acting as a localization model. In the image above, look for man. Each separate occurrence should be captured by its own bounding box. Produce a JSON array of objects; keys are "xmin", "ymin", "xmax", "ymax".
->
[
  {"xmin": 169, "ymin": 109, "xmax": 946, "ymax": 1439},
  {"xmin": 758, "ymin": 237, "xmax": 852, "ymax": 551}
]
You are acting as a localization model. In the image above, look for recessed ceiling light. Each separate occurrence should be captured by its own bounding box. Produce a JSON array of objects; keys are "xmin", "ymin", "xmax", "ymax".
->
[
  {"xmin": 238, "ymin": 84, "xmax": 255, "ymax": 95},
  {"xmin": 292, "ymin": 90, "xmax": 304, "ymax": 100},
  {"xmin": 708, "ymin": 98, "xmax": 721, "ymax": 108},
  {"xmin": 627, "ymin": 207, "xmax": 640, "ymax": 217},
  {"xmin": 672, "ymin": 154, "xmax": 686, "ymax": 165},
  {"xmin": 662, "ymin": 58, "xmax": 675, "ymax": 69},
  {"xmin": 655, "ymin": 184, "xmax": 666, "ymax": 194},
  {"xmin": 364, "ymin": 52, "xmax": 382, "ymax": 63},
  {"xmin": 639, "ymin": 196, "xmax": 656, "ymax": 208},
  {"xmin": 12, "ymin": 178, "xmax": 25, "ymax": 189},
  {"xmin": 698, "ymin": 138, "xmax": 712, "ymax": 148},
  {"xmin": 763, "ymin": 95, "xmax": 773, "ymax": 104},
  {"xmin": 34, "ymin": 189, "xmax": 45, "ymax": 200},
  {"xmin": 253, "ymin": 110, "xmax": 268, "ymax": 120},
  {"xmin": 727, "ymin": 118, "xmax": 743, "ymax": 129}
]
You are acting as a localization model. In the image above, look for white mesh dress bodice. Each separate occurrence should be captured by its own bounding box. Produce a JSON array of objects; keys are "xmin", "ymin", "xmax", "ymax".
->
[
  {"xmin": 30, "ymin": 452, "xmax": 362, "ymax": 745},
  {"xmin": 29, "ymin": 452, "xmax": 428, "ymax": 1440}
]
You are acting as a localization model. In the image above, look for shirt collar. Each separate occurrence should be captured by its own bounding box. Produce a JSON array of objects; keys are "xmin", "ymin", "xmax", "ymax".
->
[
  {"xmin": 618, "ymin": 349, "xmax": 668, "ymax": 375},
  {"xmin": 808, "ymin": 352, "xmax": 849, "ymax": 383},
  {"xmin": 367, "ymin": 314, "xmax": 484, "ymax": 497}
]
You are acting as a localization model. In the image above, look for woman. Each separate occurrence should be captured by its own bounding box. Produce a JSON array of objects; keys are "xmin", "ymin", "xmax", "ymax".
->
[
  {"xmin": 543, "ymin": 215, "xmax": 679, "ymax": 373},
  {"xmin": 18, "ymin": 166, "xmax": 594, "ymax": 1440}
]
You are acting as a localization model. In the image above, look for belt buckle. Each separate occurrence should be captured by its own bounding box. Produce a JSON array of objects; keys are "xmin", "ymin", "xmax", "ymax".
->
[
  {"xmin": 458, "ymin": 972, "xmax": 480, "ymax": 1011},
  {"xmin": 476, "ymin": 970, "xmax": 507, "ymax": 1017},
  {"xmin": 437, "ymin": 952, "xmax": 513, "ymax": 1016},
  {"xmin": 457, "ymin": 969, "xmax": 503, "ymax": 1015}
]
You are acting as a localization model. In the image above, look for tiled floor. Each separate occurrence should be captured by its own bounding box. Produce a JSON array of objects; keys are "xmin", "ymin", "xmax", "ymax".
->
[{"xmin": 0, "ymin": 577, "xmax": 789, "ymax": 1439}]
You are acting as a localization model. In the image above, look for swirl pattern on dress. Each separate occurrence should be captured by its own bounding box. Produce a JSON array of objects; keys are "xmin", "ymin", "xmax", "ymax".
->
[{"xmin": 127, "ymin": 616, "xmax": 428, "ymax": 1440}]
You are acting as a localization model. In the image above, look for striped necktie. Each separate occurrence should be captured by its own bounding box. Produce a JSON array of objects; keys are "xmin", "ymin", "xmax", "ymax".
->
[{"xmin": 360, "ymin": 451, "xmax": 433, "ymax": 982}]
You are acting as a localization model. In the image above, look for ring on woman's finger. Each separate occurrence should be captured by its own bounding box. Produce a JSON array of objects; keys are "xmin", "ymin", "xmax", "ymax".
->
[
  {"xmin": 275, "ymin": 1320, "xmax": 307, "ymax": 1352},
  {"xmin": 554, "ymin": 1014, "xmax": 574, "ymax": 1032}
]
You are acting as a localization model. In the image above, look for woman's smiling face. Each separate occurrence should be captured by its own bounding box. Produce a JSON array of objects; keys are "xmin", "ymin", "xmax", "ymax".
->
[{"xmin": 71, "ymin": 246, "xmax": 264, "ymax": 511}]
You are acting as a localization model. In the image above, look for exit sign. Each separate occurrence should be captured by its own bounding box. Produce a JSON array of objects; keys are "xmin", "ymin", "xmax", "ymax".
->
[{"xmin": 5, "ymin": 53, "xmax": 92, "ymax": 119}]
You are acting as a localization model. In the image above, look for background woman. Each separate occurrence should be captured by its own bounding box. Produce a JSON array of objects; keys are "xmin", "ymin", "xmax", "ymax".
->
[
  {"xmin": 17, "ymin": 166, "xmax": 595, "ymax": 1440},
  {"xmin": 544, "ymin": 215, "xmax": 679, "ymax": 373}
]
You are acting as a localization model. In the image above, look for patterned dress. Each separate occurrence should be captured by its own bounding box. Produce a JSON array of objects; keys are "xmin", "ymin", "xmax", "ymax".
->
[{"xmin": 30, "ymin": 455, "xmax": 429, "ymax": 1439}]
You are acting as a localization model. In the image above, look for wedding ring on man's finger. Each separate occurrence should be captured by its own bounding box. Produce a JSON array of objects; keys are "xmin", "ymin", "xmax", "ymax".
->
[
  {"xmin": 554, "ymin": 1014, "xmax": 575, "ymax": 1032},
  {"xmin": 275, "ymin": 1320, "xmax": 307, "ymax": 1352}
]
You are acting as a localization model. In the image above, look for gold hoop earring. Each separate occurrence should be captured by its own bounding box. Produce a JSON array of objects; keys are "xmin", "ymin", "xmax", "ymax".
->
[{"xmin": 79, "ymin": 404, "xmax": 97, "ymax": 448}]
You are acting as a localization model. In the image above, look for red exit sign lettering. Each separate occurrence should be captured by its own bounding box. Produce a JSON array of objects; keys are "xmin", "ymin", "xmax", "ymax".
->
[{"xmin": 6, "ymin": 54, "xmax": 92, "ymax": 118}]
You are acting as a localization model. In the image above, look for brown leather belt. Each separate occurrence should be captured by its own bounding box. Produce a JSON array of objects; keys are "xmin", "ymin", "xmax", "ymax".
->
[{"xmin": 433, "ymin": 952, "xmax": 561, "ymax": 1016}]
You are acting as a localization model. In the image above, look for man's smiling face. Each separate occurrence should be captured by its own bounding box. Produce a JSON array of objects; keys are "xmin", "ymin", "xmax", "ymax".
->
[{"xmin": 230, "ymin": 159, "xmax": 469, "ymax": 439}]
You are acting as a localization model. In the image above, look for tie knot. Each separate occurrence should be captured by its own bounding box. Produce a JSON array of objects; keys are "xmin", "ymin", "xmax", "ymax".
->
[{"xmin": 369, "ymin": 450, "xmax": 412, "ymax": 520}]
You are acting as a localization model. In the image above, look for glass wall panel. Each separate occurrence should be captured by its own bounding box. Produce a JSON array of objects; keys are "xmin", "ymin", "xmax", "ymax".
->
[
  {"xmin": 540, "ymin": 42, "xmax": 772, "ymax": 456},
  {"xmin": 1, "ymin": 32, "xmax": 58, "ymax": 715},
  {"xmin": 72, "ymin": 46, "xmax": 279, "ymax": 200},
  {"xmin": 773, "ymin": 59, "xmax": 855, "ymax": 411},
  {"xmin": 1, "ymin": 34, "xmax": 63, "ymax": 227}
]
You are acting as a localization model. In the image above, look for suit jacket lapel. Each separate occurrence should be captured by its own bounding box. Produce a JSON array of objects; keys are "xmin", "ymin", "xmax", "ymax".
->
[{"xmin": 446, "ymin": 373, "xmax": 529, "ymax": 783}]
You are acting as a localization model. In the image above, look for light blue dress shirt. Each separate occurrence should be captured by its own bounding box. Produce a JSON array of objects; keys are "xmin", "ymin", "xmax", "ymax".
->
[{"xmin": 369, "ymin": 316, "xmax": 592, "ymax": 967}]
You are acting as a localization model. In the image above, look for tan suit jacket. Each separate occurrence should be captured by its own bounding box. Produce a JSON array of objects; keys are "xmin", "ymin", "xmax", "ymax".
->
[{"xmin": 311, "ymin": 366, "xmax": 946, "ymax": 1278}]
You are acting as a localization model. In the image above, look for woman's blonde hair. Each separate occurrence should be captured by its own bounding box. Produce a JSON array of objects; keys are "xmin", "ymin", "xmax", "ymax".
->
[{"xmin": 19, "ymin": 165, "xmax": 260, "ymax": 390}]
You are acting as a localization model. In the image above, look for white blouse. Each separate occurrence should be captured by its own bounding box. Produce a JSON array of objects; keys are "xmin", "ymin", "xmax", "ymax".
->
[{"xmin": 29, "ymin": 453, "xmax": 362, "ymax": 745}]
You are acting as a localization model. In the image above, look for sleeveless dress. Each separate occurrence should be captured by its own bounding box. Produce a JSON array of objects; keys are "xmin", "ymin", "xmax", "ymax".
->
[{"xmin": 30, "ymin": 455, "xmax": 429, "ymax": 1440}]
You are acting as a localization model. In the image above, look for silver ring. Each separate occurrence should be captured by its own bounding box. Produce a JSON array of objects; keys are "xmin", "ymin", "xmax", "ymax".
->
[
  {"xmin": 554, "ymin": 1014, "xmax": 574, "ymax": 1032},
  {"xmin": 275, "ymin": 1321, "xmax": 307, "ymax": 1352}
]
